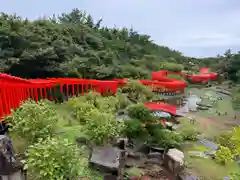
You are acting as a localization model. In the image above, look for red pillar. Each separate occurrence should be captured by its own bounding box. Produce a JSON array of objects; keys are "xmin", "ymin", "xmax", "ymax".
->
[{"xmin": 71, "ymin": 84, "xmax": 75, "ymax": 97}]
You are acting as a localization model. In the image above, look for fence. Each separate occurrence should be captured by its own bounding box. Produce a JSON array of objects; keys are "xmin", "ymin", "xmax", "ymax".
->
[
  {"xmin": 0, "ymin": 74, "xmax": 119, "ymax": 120},
  {"xmin": 1, "ymin": 69, "xmax": 214, "ymax": 121}
]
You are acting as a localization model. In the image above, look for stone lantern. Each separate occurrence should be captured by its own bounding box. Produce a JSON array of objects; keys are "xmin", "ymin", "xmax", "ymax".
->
[{"xmin": 163, "ymin": 148, "xmax": 184, "ymax": 178}]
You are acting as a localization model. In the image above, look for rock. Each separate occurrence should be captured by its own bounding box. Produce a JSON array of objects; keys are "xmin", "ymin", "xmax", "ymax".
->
[
  {"xmin": 103, "ymin": 174, "xmax": 118, "ymax": 180},
  {"xmin": 188, "ymin": 151, "xmax": 208, "ymax": 158},
  {"xmin": 166, "ymin": 149, "xmax": 184, "ymax": 165},
  {"xmin": 198, "ymin": 138, "xmax": 219, "ymax": 150},
  {"xmin": 145, "ymin": 158, "xmax": 163, "ymax": 166},
  {"xmin": 223, "ymin": 176, "xmax": 231, "ymax": 180},
  {"xmin": 127, "ymin": 151, "xmax": 141, "ymax": 160},
  {"xmin": 204, "ymin": 151, "xmax": 216, "ymax": 159},
  {"xmin": 75, "ymin": 136, "xmax": 88, "ymax": 145},
  {"xmin": 89, "ymin": 147, "xmax": 121, "ymax": 174},
  {"xmin": 148, "ymin": 152, "xmax": 162, "ymax": 160},
  {"xmin": 0, "ymin": 135, "xmax": 22, "ymax": 175},
  {"xmin": 135, "ymin": 143, "xmax": 151, "ymax": 154},
  {"xmin": 0, "ymin": 123, "xmax": 9, "ymax": 135},
  {"xmin": 217, "ymin": 90, "xmax": 231, "ymax": 96},
  {"xmin": 150, "ymin": 147, "xmax": 165, "ymax": 154},
  {"xmin": 114, "ymin": 138, "xmax": 128, "ymax": 150},
  {"xmin": 125, "ymin": 161, "xmax": 134, "ymax": 168},
  {"xmin": 197, "ymin": 106, "xmax": 209, "ymax": 110}
]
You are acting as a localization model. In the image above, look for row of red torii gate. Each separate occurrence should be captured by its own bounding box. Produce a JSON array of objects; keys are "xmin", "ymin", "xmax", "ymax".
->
[{"xmin": 0, "ymin": 68, "xmax": 217, "ymax": 120}]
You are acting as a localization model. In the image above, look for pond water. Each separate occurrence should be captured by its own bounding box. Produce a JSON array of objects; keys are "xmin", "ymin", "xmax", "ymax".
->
[{"xmin": 163, "ymin": 92, "xmax": 202, "ymax": 116}]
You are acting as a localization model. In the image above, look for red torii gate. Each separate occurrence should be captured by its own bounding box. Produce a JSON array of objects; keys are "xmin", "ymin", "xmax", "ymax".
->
[{"xmin": 0, "ymin": 74, "xmax": 119, "ymax": 121}]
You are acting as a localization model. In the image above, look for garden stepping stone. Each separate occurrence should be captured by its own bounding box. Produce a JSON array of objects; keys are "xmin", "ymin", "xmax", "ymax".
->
[
  {"xmin": 223, "ymin": 177, "xmax": 230, "ymax": 180},
  {"xmin": 147, "ymin": 152, "xmax": 162, "ymax": 160},
  {"xmin": 196, "ymin": 137, "xmax": 219, "ymax": 150},
  {"xmin": 145, "ymin": 158, "xmax": 163, "ymax": 166},
  {"xmin": 89, "ymin": 147, "xmax": 121, "ymax": 174},
  {"xmin": 103, "ymin": 174, "xmax": 118, "ymax": 180},
  {"xmin": 187, "ymin": 151, "xmax": 209, "ymax": 158}
]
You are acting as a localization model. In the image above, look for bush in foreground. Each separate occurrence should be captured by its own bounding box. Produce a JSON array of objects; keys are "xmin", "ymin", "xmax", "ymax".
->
[
  {"xmin": 7, "ymin": 100, "xmax": 58, "ymax": 144},
  {"xmin": 84, "ymin": 109, "xmax": 125, "ymax": 145},
  {"xmin": 23, "ymin": 137, "xmax": 101, "ymax": 180},
  {"xmin": 215, "ymin": 146, "xmax": 233, "ymax": 165}
]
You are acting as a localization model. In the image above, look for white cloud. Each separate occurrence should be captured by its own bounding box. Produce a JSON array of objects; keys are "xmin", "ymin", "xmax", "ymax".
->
[{"xmin": 175, "ymin": 34, "xmax": 240, "ymax": 47}]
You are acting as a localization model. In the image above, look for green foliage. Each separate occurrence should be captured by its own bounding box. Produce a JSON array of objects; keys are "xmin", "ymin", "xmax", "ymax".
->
[
  {"xmin": 123, "ymin": 119, "xmax": 143, "ymax": 138},
  {"xmin": 216, "ymin": 131, "xmax": 235, "ymax": 152},
  {"xmin": 84, "ymin": 109, "xmax": 124, "ymax": 145},
  {"xmin": 73, "ymin": 101, "xmax": 96, "ymax": 123},
  {"xmin": 181, "ymin": 127, "xmax": 199, "ymax": 141},
  {"xmin": 230, "ymin": 171, "xmax": 240, "ymax": 180},
  {"xmin": 200, "ymin": 49, "xmax": 240, "ymax": 82},
  {"xmin": 145, "ymin": 123, "xmax": 164, "ymax": 135},
  {"xmin": 127, "ymin": 103, "xmax": 154, "ymax": 123},
  {"xmin": 95, "ymin": 96, "xmax": 118, "ymax": 113},
  {"xmin": 216, "ymin": 127, "xmax": 240, "ymax": 157},
  {"xmin": 0, "ymin": 10, "xmax": 186, "ymax": 79},
  {"xmin": 161, "ymin": 62, "xmax": 184, "ymax": 72},
  {"xmin": 215, "ymin": 146, "xmax": 233, "ymax": 165},
  {"xmin": 152, "ymin": 129, "xmax": 183, "ymax": 148},
  {"xmin": 85, "ymin": 91, "xmax": 102, "ymax": 103},
  {"xmin": 68, "ymin": 92, "xmax": 120, "ymax": 123},
  {"xmin": 232, "ymin": 89, "xmax": 240, "ymax": 110},
  {"xmin": 7, "ymin": 100, "xmax": 58, "ymax": 144},
  {"xmin": 23, "ymin": 138, "xmax": 101, "ymax": 180},
  {"xmin": 121, "ymin": 80, "xmax": 156, "ymax": 103},
  {"xmin": 115, "ymin": 93, "xmax": 131, "ymax": 110}
]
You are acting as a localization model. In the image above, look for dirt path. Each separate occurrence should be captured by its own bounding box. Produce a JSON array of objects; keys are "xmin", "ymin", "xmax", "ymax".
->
[{"xmin": 187, "ymin": 113, "xmax": 227, "ymax": 138}]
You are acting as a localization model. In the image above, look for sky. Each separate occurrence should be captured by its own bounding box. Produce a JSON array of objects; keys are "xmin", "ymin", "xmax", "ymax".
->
[{"xmin": 1, "ymin": 0, "xmax": 240, "ymax": 58}]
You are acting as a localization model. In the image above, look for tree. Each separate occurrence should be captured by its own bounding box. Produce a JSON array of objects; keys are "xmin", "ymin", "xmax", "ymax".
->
[
  {"xmin": 161, "ymin": 62, "xmax": 184, "ymax": 72},
  {"xmin": 0, "ymin": 9, "xmax": 193, "ymax": 80}
]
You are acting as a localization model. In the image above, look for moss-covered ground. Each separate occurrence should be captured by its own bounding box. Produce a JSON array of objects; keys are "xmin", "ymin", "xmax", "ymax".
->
[{"xmin": 177, "ymin": 86, "xmax": 240, "ymax": 179}]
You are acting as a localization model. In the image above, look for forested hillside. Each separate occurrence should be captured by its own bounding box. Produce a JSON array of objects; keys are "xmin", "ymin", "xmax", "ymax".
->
[
  {"xmin": 200, "ymin": 50, "xmax": 240, "ymax": 83},
  {"xmin": 1, "ymin": 8, "xmax": 239, "ymax": 81},
  {"xmin": 0, "ymin": 9, "xmax": 196, "ymax": 80}
]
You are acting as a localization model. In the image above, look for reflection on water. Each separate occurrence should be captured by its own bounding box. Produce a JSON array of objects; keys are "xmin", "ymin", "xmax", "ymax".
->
[
  {"xmin": 163, "ymin": 92, "xmax": 202, "ymax": 116},
  {"xmin": 181, "ymin": 95, "xmax": 201, "ymax": 111}
]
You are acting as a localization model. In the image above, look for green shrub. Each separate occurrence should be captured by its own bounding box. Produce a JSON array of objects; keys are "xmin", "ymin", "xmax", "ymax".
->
[
  {"xmin": 85, "ymin": 91, "xmax": 101, "ymax": 104},
  {"xmin": 74, "ymin": 101, "xmax": 96, "ymax": 123},
  {"xmin": 152, "ymin": 129, "xmax": 183, "ymax": 148},
  {"xmin": 7, "ymin": 100, "xmax": 58, "ymax": 144},
  {"xmin": 121, "ymin": 80, "xmax": 155, "ymax": 102},
  {"xmin": 127, "ymin": 103, "xmax": 154, "ymax": 123},
  {"xmin": 230, "ymin": 171, "xmax": 240, "ymax": 180},
  {"xmin": 23, "ymin": 138, "xmax": 101, "ymax": 180},
  {"xmin": 145, "ymin": 123, "xmax": 164, "ymax": 135},
  {"xmin": 123, "ymin": 119, "xmax": 143, "ymax": 138},
  {"xmin": 181, "ymin": 127, "xmax": 199, "ymax": 141},
  {"xmin": 215, "ymin": 146, "xmax": 233, "ymax": 165},
  {"xmin": 216, "ymin": 131, "xmax": 235, "ymax": 150},
  {"xmin": 161, "ymin": 62, "xmax": 183, "ymax": 72},
  {"xmin": 95, "ymin": 96, "xmax": 118, "ymax": 113},
  {"xmin": 67, "ymin": 96, "xmax": 87, "ymax": 107},
  {"xmin": 115, "ymin": 93, "xmax": 131, "ymax": 110},
  {"xmin": 84, "ymin": 109, "xmax": 124, "ymax": 145}
]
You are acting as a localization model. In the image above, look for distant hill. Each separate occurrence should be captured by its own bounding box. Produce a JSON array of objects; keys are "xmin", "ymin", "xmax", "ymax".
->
[{"xmin": 1, "ymin": 9, "xmax": 236, "ymax": 80}]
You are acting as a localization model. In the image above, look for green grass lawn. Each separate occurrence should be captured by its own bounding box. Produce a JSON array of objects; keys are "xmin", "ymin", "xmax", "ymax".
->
[
  {"xmin": 178, "ymin": 87, "xmax": 240, "ymax": 179},
  {"xmin": 185, "ymin": 156, "xmax": 238, "ymax": 180},
  {"xmin": 183, "ymin": 141, "xmax": 239, "ymax": 180},
  {"xmin": 51, "ymin": 102, "xmax": 87, "ymax": 142}
]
